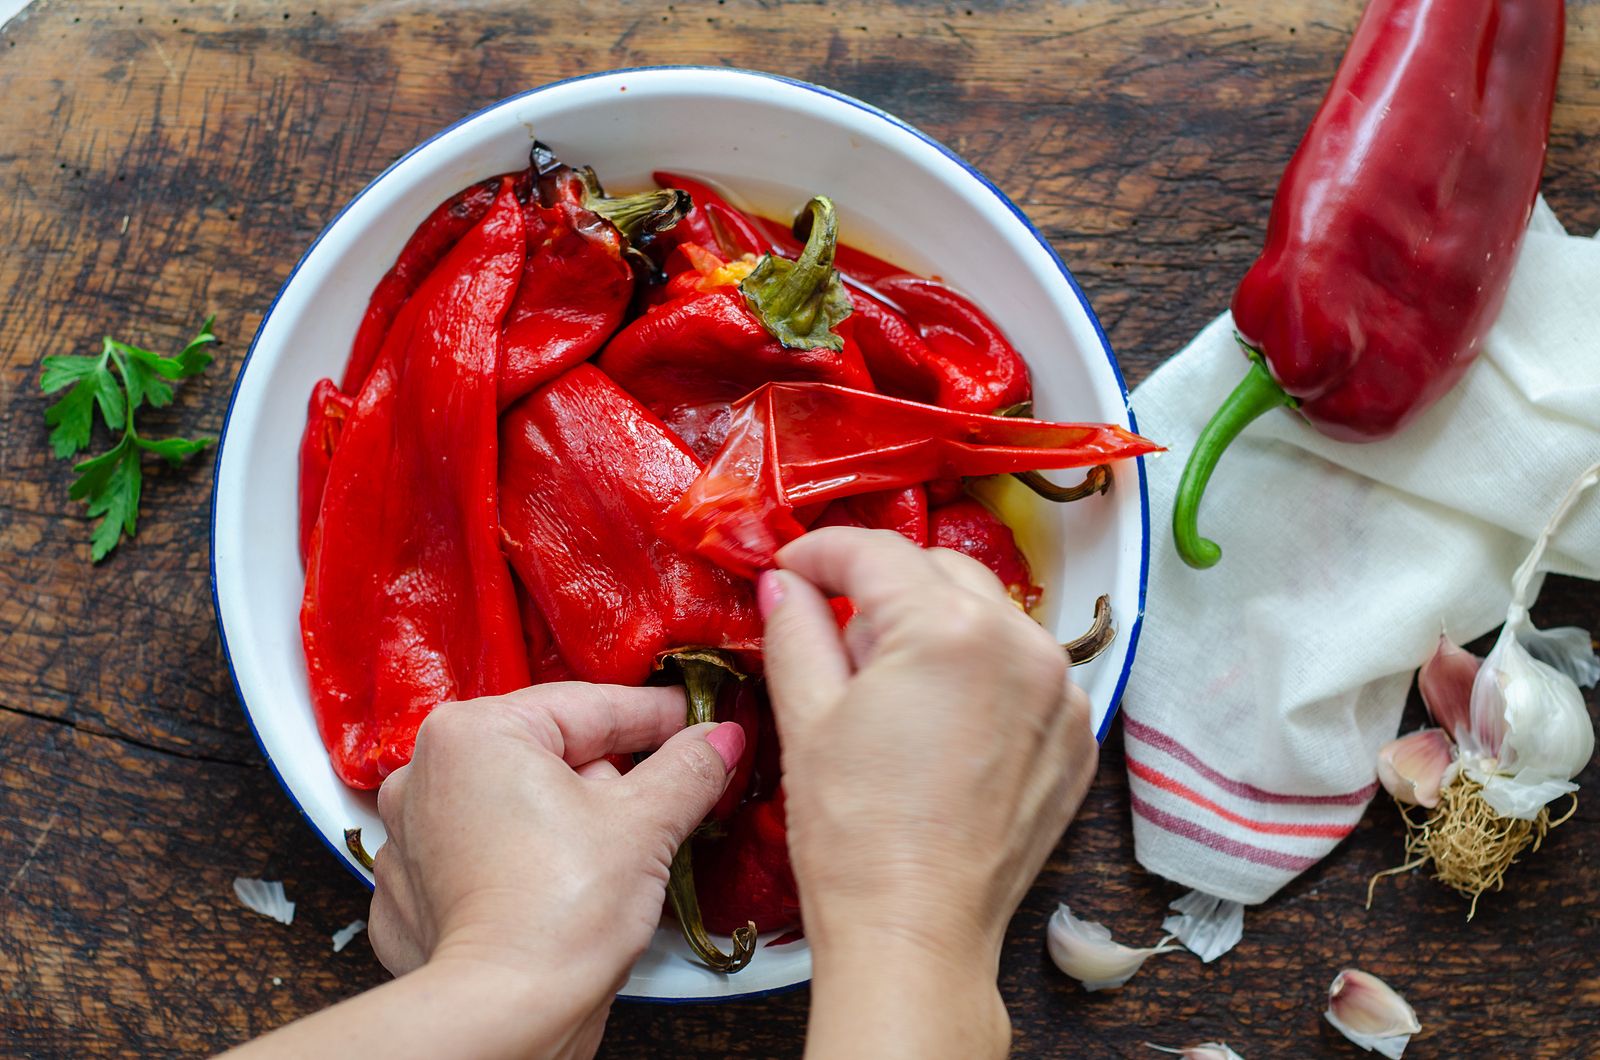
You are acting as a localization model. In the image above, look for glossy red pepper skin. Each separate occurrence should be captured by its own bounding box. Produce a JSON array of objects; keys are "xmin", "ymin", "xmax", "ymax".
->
[
  {"xmin": 651, "ymin": 170, "xmax": 769, "ymax": 261},
  {"xmin": 596, "ymin": 289, "xmax": 875, "ymax": 461},
  {"xmin": 869, "ymin": 275, "xmax": 1031, "ymax": 413},
  {"xmin": 301, "ymin": 180, "xmax": 531, "ymax": 790},
  {"xmin": 1174, "ymin": 0, "xmax": 1562, "ymax": 571},
  {"xmin": 930, "ymin": 498, "xmax": 1042, "ymax": 610},
  {"xmin": 498, "ymin": 188, "xmax": 635, "ymax": 407},
  {"xmin": 340, "ymin": 178, "xmax": 505, "ymax": 394},
  {"xmin": 497, "ymin": 364, "xmax": 764, "ymax": 686},
  {"xmin": 1232, "ymin": 2, "xmax": 1562, "ymax": 438},
  {"xmin": 664, "ymin": 382, "xmax": 1161, "ymax": 577},
  {"xmin": 709, "ymin": 681, "xmax": 764, "ymax": 823},
  {"xmin": 1232, "ymin": 0, "xmax": 1561, "ymax": 441},
  {"xmin": 695, "ymin": 789, "xmax": 801, "ymax": 936},
  {"xmin": 296, "ymin": 378, "xmax": 354, "ymax": 563}
]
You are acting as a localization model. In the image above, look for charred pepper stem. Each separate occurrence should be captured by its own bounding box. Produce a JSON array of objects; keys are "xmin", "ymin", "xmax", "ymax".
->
[
  {"xmin": 1063, "ymin": 594, "xmax": 1115, "ymax": 666},
  {"xmin": 1015, "ymin": 465, "xmax": 1112, "ymax": 503},
  {"xmin": 344, "ymin": 827, "xmax": 376, "ymax": 871},
  {"xmin": 581, "ymin": 175, "xmax": 691, "ymax": 244},
  {"xmin": 741, "ymin": 197, "xmax": 852, "ymax": 351},
  {"xmin": 1172, "ymin": 348, "xmax": 1296, "ymax": 569},
  {"xmin": 663, "ymin": 650, "xmax": 756, "ymax": 972}
]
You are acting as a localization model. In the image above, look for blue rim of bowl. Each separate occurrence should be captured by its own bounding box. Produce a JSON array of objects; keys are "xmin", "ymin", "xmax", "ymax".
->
[{"xmin": 209, "ymin": 64, "xmax": 1150, "ymax": 1005}]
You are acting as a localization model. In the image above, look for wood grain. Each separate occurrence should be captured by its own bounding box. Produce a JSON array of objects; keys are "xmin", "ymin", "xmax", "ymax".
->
[{"xmin": 1, "ymin": 0, "xmax": 1597, "ymax": 1056}]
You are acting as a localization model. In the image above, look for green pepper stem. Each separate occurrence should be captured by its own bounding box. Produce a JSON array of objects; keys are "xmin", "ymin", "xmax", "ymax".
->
[
  {"xmin": 1172, "ymin": 354, "xmax": 1295, "ymax": 569},
  {"xmin": 582, "ymin": 176, "xmax": 691, "ymax": 244},
  {"xmin": 740, "ymin": 196, "xmax": 852, "ymax": 351},
  {"xmin": 663, "ymin": 651, "xmax": 755, "ymax": 972}
]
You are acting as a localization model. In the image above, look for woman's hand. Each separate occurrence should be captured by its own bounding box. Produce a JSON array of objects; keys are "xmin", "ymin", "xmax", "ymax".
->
[
  {"xmin": 225, "ymin": 684, "xmax": 742, "ymax": 1060},
  {"xmin": 761, "ymin": 526, "xmax": 1098, "ymax": 1059}
]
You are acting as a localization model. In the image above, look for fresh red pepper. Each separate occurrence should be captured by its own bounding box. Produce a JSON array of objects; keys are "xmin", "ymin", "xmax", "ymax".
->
[
  {"xmin": 301, "ymin": 178, "xmax": 531, "ymax": 790},
  {"xmin": 598, "ymin": 197, "xmax": 873, "ymax": 461},
  {"xmin": 296, "ymin": 378, "xmax": 354, "ymax": 563},
  {"xmin": 695, "ymin": 789, "xmax": 801, "ymax": 936},
  {"xmin": 663, "ymin": 381, "xmax": 1162, "ymax": 577},
  {"xmin": 930, "ymin": 498, "xmax": 1042, "ymax": 610},
  {"xmin": 1172, "ymin": 0, "xmax": 1563, "ymax": 569},
  {"xmin": 340, "ymin": 177, "xmax": 506, "ymax": 395},
  {"xmin": 498, "ymin": 144, "xmax": 689, "ymax": 407}
]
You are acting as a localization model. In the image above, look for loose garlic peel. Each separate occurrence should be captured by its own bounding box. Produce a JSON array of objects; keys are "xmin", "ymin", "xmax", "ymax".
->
[
  {"xmin": 1046, "ymin": 903, "xmax": 1182, "ymax": 991},
  {"xmin": 1372, "ymin": 460, "xmax": 1598, "ymax": 916},
  {"xmin": 1145, "ymin": 1042, "xmax": 1245, "ymax": 1059}
]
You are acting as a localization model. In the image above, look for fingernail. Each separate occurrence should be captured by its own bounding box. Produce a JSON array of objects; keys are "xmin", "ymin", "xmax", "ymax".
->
[
  {"xmin": 756, "ymin": 569, "xmax": 786, "ymax": 619},
  {"xmin": 705, "ymin": 721, "xmax": 746, "ymax": 772}
]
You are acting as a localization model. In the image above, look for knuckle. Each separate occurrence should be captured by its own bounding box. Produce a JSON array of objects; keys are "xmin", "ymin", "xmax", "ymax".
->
[
  {"xmin": 678, "ymin": 738, "xmax": 724, "ymax": 791},
  {"xmin": 914, "ymin": 590, "xmax": 999, "ymax": 648}
]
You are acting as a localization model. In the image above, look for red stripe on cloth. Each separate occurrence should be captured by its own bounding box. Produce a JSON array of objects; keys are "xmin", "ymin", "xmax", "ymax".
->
[
  {"xmin": 1127, "ymin": 757, "xmax": 1357, "ymax": 839},
  {"xmin": 1130, "ymin": 794, "xmax": 1324, "ymax": 873},
  {"xmin": 1122, "ymin": 715, "xmax": 1379, "ymax": 807}
]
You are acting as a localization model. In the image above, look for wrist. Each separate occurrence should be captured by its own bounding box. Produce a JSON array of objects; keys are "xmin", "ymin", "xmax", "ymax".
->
[{"xmin": 807, "ymin": 930, "xmax": 1010, "ymax": 1060}]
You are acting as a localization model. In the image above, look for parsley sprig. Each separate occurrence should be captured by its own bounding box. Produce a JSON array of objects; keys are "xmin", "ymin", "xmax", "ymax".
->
[{"xmin": 40, "ymin": 316, "xmax": 218, "ymax": 561}]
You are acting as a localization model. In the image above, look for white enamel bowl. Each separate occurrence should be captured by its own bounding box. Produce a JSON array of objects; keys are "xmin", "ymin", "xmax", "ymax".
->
[{"xmin": 211, "ymin": 66, "xmax": 1150, "ymax": 1003}]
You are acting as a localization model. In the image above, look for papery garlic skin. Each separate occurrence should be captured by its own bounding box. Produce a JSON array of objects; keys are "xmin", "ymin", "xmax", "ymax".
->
[
  {"xmin": 1376, "ymin": 728, "xmax": 1454, "ymax": 809},
  {"xmin": 1047, "ymin": 903, "xmax": 1181, "ymax": 992},
  {"xmin": 1145, "ymin": 1043, "xmax": 1245, "ymax": 1060},
  {"xmin": 1418, "ymin": 634, "xmax": 1478, "ymax": 741},
  {"xmin": 1325, "ymin": 969, "xmax": 1421, "ymax": 1059},
  {"xmin": 1161, "ymin": 889, "xmax": 1244, "ymax": 963}
]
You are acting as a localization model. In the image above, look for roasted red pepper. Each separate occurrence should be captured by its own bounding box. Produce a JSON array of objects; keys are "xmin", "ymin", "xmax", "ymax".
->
[
  {"xmin": 930, "ymin": 497, "xmax": 1042, "ymax": 610},
  {"xmin": 663, "ymin": 381, "xmax": 1162, "ymax": 577},
  {"xmin": 296, "ymin": 378, "xmax": 354, "ymax": 563},
  {"xmin": 341, "ymin": 177, "xmax": 505, "ymax": 395},
  {"xmin": 866, "ymin": 274, "xmax": 1031, "ymax": 413},
  {"xmin": 498, "ymin": 144, "xmax": 688, "ymax": 407},
  {"xmin": 301, "ymin": 178, "xmax": 531, "ymax": 790},
  {"xmin": 597, "ymin": 197, "xmax": 873, "ymax": 461},
  {"xmin": 695, "ymin": 789, "xmax": 801, "ymax": 936},
  {"xmin": 497, "ymin": 364, "xmax": 763, "ymax": 686},
  {"xmin": 651, "ymin": 170, "xmax": 769, "ymax": 262},
  {"xmin": 753, "ymin": 212, "xmax": 908, "ymax": 288},
  {"xmin": 497, "ymin": 362, "xmax": 766, "ymax": 972},
  {"xmin": 1173, "ymin": 0, "xmax": 1563, "ymax": 568}
]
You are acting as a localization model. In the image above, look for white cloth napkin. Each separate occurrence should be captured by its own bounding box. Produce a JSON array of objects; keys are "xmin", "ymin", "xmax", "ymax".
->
[{"xmin": 1121, "ymin": 200, "xmax": 1600, "ymax": 904}]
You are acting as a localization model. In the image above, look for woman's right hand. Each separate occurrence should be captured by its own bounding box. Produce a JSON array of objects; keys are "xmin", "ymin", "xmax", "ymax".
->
[{"xmin": 760, "ymin": 526, "xmax": 1098, "ymax": 1059}]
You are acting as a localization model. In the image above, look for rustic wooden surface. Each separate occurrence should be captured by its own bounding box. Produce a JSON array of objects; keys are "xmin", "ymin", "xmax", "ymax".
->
[{"xmin": 2, "ymin": 1, "xmax": 1598, "ymax": 1056}]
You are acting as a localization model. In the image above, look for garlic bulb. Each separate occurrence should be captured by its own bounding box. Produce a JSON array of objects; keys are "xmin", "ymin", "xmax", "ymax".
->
[
  {"xmin": 1324, "ymin": 969, "xmax": 1420, "ymax": 1058},
  {"xmin": 1375, "ymin": 729, "xmax": 1453, "ymax": 809},
  {"xmin": 1460, "ymin": 460, "xmax": 1600, "ymax": 819},
  {"xmin": 1046, "ymin": 903, "xmax": 1182, "ymax": 991}
]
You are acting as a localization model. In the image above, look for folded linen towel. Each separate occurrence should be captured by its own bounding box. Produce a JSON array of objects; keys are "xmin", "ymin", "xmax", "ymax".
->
[{"xmin": 1121, "ymin": 201, "xmax": 1600, "ymax": 904}]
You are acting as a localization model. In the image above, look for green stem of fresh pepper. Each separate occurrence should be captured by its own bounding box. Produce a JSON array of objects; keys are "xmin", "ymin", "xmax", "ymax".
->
[{"xmin": 1172, "ymin": 347, "xmax": 1297, "ymax": 569}]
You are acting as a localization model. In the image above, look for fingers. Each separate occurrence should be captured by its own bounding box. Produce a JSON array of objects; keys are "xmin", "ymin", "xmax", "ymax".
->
[
  {"xmin": 776, "ymin": 526, "xmax": 945, "ymax": 616},
  {"xmin": 619, "ymin": 721, "xmax": 742, "ymax": 851},
  {"xmin": 575, "ymin": 757, "xmax": 623, "ymax": 780},
  {"xmin": 488, "ymin": 683, "xmax": 689, "ymax": 765},
  {"xmin": 760, "ymin": 568, "xmax": 853, "ymax": 738},
  {"xmin": 924, "ymin": 546, "xmax": 1013, "ymax": 604}
]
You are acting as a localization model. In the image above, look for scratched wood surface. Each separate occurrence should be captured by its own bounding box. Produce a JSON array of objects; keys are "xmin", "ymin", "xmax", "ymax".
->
[{"xmin": 2, "ymin": 1, "xmax": 1598, "ymax": 1056}]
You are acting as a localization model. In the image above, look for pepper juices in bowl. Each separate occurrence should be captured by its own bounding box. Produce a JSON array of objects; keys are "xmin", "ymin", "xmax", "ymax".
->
[{"xmin": 212, "ymin": 67, "xmax": 1153, "ymax": 1001}]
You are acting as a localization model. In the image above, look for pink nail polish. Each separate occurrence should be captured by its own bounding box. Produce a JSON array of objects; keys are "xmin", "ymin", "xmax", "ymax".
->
[
  {"xmin": 705, "ymin": 721, "xmax": 746, "ymax": 772},
  {"xmin": 756, "ymin": 570, "xmax": 785, "ymax": 619}
]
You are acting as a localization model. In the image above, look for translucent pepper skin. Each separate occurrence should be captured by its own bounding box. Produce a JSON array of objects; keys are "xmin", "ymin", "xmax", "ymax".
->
[
  {"xmin": 496, "ymin": 363, "xmax": 763, "ymax": 686},
  {"xmin": 1231, "ymin": 0, "xmax": 1563, "ymax": 441},
  {"xmin": 301, "ymin": 180, "xmax": 531, "ymax": 790}
]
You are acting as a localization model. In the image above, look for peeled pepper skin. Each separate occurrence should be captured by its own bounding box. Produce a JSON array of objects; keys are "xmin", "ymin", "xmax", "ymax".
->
[
  {"xmin": 1231, "ymin": 0, "xmax": 1563, "ymax": 441},
  {"xmin": 301, "ymin": 180, "xmax": 531, "ymax": 790},
  {"xmin": 497, "ymin": 363, "xmax": 763, "ymax": 687}
]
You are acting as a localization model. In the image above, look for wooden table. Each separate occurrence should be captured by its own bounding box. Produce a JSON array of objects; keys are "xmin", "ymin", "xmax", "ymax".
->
[{"xmin": 3, "ymin": 2, "xmax": 1597, "ymax": 1055}]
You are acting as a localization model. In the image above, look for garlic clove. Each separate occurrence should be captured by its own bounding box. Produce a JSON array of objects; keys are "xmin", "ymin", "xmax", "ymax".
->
[
  {"xmin": 1376, "ymin": 728, "xmax": 1454, "ymax": 809},
  {"xmin": 1418, "ymin": 634, "xmax": 1478, "ymax": 741},
  {"xmin": 1145, "ymin": 1042, "xmax": 1245, "ymax": 1059},
  {"xmin": 1325, "ymin": 969, "xmax": 1421, "ymax": 1058},
  {"xmin": 1047, "ymin": 903, "xmax": 1182, "ymax": 992}
]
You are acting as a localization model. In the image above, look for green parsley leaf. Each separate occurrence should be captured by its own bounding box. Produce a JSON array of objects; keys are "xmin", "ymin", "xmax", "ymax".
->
[{"xmin": 41, "ymin": 316, "xmax": 219, "ymax": 561}]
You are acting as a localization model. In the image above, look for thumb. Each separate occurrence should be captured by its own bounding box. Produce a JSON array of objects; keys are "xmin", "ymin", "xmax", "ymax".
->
[{"xmin": 621, "ymin": 721, "xmax": 745, "ymax": 850}]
